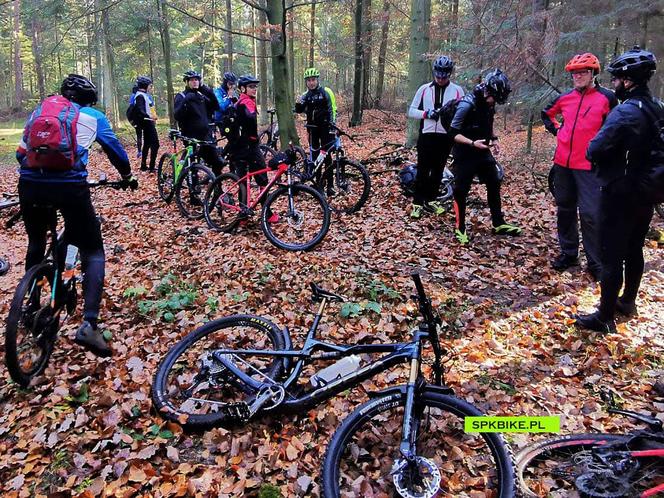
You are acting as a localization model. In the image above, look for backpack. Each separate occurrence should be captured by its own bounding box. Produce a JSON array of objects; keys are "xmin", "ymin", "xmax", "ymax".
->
[
  {"xmin": 439, "ymin": 97, "xmax": 463, "ymax": 131},
  {"xmin": 218, "ymin": 104, "xmax": 239, "ymax": 140},
  {"xmin": 398, "ymin": 162, "xmax": 417, "ymax": 197},
  {"xmin": 24, "ymin": 95, "xmax": 79, "ymax": 171},
  {"xmin": 125, "ymin": 102, "xmax": 136, "ymax": 125},
  {"xmin": 627, "ymin": 98, "xmax": 664, "ymax": 204}
]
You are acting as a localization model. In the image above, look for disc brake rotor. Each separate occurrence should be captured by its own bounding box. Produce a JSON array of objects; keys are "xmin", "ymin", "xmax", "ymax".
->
[
  {"xmin": 392, "ymin": 456, "xmax": 441, "ymax": 498},
  {"xmin": 575, "ymin": 470, "xmax": 630, "ymax": 498}
]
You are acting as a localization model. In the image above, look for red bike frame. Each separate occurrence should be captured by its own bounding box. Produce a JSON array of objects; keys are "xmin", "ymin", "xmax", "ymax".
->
[{"xmin": 223, "ymin": 162, "xmax": 290, "ymax": 214}]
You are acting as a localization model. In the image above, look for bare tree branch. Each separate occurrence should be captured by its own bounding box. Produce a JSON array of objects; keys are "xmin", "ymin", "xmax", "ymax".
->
[
  {"xmin": 238, "ymin": 0, "xmax": 268, "ymax": 12},
  {"xmin": 285, "ymin": 0, "xmax": 337, "ymax": 12}
]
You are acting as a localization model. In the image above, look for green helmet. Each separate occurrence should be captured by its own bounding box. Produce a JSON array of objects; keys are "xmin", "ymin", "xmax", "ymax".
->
[{"xmin": 303, "ymin": 67, "xmax": 320, "ymax": 79}]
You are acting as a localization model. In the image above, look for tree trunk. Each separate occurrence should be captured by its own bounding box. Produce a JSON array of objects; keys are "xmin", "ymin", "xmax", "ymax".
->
[
  {"xmin": 288, "ymin": 0, "xmax": 295, "ymax": 99},
  {"xmin": 225, "ymin": 0, "xmax": 233, "ymax": 71},
  {"xmin": 266, "ymin": 0, "xmax": 299, "ymax": 147},
  {"xmin": 147, "ymin": 20, "xmax": 155, "ymax": 80},
  {"xmin": 101, "ymin": 6, "xmax": 119, "ymax": 125},
  {"xmin": 157, "ymin": 0, "xmax": 175, "ymax": 126},
  {"xmin": 211, "ymin": 0, "xmax": 218, "ymax": 86},
  {"xmin": 12, "ymin": 0, "xmax": 23, "ymax": 109},
  {"xmin": 85, "ymin": 10, "xmax": 94, "ymax": 79},
  {"xmin": 350, "ymin": 0, "xmax": 364, "ymax": 127},
  {"xmin": 94, "ymin": 7, "xmax": 103, "ymax": 103},
  {"xmin": 308, "ymin": 2, "xmax": 316, "ymax": 67},
  {"xmin": 374, "ymin": 0, "xmax": 390, "ymax": 109},
  {"xmin": 252, "ymin": 6, "xmax": 258, "ymax": 76},
  {"xmin": 258, "ymin": 2, "xmax": 269, "ymax": 125},
  {"xmin": 405, "ymin": 0, "xmax": 431, "ymax": 146},
  {"xmin": 362, "ymin": 0, "xmax": 372, "ymax": 109},
  {"xmin": 29, "ymin": 11, "xmax": 46, "ymax": 101}
]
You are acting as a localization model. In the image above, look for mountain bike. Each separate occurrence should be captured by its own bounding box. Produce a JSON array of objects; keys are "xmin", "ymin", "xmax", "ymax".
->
[
  {"xmin": 4, "ymin": 175, "xmax": 125, "ymax": 387},
  {"xmin": 516, "ymin": 395, "xmax": 664, "ymax": 498},
  {"xmin": 203, "ymin": 148, "xmax": 330, "ymax": 251},
  {"xmin": 152, "ymin": 273, "xmax": 517, "ymax": 497},
  {"xmin": 292, "ymin": 123, "xmax": 371, "ymax": 214},
  {"xmin": 1, "ymin": 193, "xmax": 21, "ymax": 275},
  {"xmin": 156, "ymin": 129, "xmax": 217, "ymax": 219}
]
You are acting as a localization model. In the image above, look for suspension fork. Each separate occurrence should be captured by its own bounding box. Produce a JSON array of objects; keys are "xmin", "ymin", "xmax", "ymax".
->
[{"xmin": 399, "ymin": 357, "xmax": 422, "ymax": 461}]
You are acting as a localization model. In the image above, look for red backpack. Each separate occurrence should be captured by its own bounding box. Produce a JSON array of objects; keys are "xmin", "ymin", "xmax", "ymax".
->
[{"xmin": 25, "ymin": 95, "xmax": 79, "ymax": 170}]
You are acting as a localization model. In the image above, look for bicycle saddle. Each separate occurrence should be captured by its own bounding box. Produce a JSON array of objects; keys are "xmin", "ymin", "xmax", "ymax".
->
[{"xmin": 310, "ymin": 283, "xmax": 344, "ymax": 303}]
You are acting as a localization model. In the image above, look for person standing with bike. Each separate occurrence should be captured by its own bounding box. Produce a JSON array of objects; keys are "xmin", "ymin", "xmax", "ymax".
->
[
  {"xmin": 542, "ymin": 53, "xmax": 617, "ymax": 281},
  {"xmin": 294, "ymin": 67, "xmax": 338, "ymax": 194},
  {"xmin": 448, "ymin": 69, "xmax": 521, "ymax": 245},
  {"xmin": 16, "ymin": 74, "xmax": 138, "ymax": 357},
  {"xmin": 214, "ymin": 72, "xmax": 238, "ymax": 129},
  {"xmin": 133, "ymin": 76, "xmax": 160, "ymax": 172},
  {"xmin": 575, "ymin": 47, "xmax": 661, "ymax": 334},
  {"xmin": 174, "ymin": 70, "xmax": 225, "ymax": 175},
  {"xmin": 407, "ymin": 56, "xmax": 464, "ymax": 219}
]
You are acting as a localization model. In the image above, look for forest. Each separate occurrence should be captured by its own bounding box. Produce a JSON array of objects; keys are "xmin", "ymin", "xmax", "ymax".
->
[{"xmin": 0, "ymin": 0, "xmax": 663, "ymax": 497}]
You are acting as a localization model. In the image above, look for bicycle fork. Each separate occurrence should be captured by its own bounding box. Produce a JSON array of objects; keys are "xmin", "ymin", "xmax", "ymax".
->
[{"xmin": 399, "ymin": 358, "xmax": 421, "ymax": 461}]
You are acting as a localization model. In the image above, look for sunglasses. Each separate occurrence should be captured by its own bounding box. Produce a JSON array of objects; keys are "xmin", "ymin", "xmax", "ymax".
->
[{"xmin": 247, "ymin": 84, "xmax": 258, "ymax": 89}]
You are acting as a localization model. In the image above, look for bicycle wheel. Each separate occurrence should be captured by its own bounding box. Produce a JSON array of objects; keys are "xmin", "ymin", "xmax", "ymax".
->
[
  {"xmin": 322, "ymin": 389, "xmax": 516, "ymax": 498},
  {"xmin": 0, "ymin": 257, "xmax": 9, "ymax": 276},
  {"xmin": 515, "ymin": 433, "xmax": 664, "ymax": 497},
  {"xmin": 5, "ymin": 263, "xmax": 60, "ymax": 387},
  {"xmin": 151, "ymin": 314, "xmax": 287, "ymax": 429},
  {"xmin": 157, "ymin": 152, "xmax": 176, "ymax": 203},
  {"xmin": 259, "ymin": 144, "xmax": 278, "ymax": 164},
  {"xmin": 323, "ymin": 159, "xmax": 371, "ymax": 214},
  {"xmin": 261, "ymin": 184, "xmax": 330, "ymax": 251},
  {"xmin": 174, "ymin": 163, "xmax": 216, "ymax": 220},
  {"xmin": 203, "ymin": 172, "xmax": 246, "ymax": 232}
]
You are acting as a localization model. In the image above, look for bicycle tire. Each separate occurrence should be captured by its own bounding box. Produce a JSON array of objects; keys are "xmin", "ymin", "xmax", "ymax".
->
[
  {"xmin": 515, "ymin": 432, "xmax": 662, "ymax": 497},
  {"xmin": 322, "ymin": 389, "xmax": 516, "ymax": 498},
  {"xmin": 157, "ymin": 152, "xmax": 176, "ymax": 203},
  {"xmin": 174, "ymin": 163, "xmax": 216, "ymax": 220},
  {"xmin": 203, "ymin": 172, "xmax": 246, "ymax": 232},
  {"xmin": 261, "ymin": 184, "xmax": 330, "ymax": 251},
  {"xmin": 259, "ymin": 144, "xmax": 278, "ymax": 164},
  {"xmin": 5, "ymin": 263, "xmax": 59, "ymax": 387},
  {"xmin": 0, "ymin": 257, "xmax": 9, "ymax": 276},
  {"xmin": 151, "ymin": 314, "xmax": 286, "ymax": 429},
  {"xmin": 323, "ymin": 159, "xmax": 371, "ymax": 214}
]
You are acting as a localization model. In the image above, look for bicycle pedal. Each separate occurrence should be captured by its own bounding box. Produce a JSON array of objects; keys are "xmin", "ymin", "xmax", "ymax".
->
[{"xmin": 223, "ymin": 402, "xmax": 250, "ymax": 422}]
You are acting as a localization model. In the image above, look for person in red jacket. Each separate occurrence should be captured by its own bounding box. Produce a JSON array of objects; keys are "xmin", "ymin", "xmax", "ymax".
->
[{"xmin": 542, "ymin": 53, "xmax": 617, "ymax": 280}]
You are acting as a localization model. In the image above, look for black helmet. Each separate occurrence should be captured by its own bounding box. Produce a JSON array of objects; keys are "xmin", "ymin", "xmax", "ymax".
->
[
  {"xmin": 238, "ymin": 74, "xmax": 260, "ymax": 88},
  {"xmin": 136, "ymin": 76, "xmax": 152, "ymax": 89},
  {"xmin": 60, "ymin": 74, "xmax": 98, "ymax": 106},
  {"xmin": 607, "ymin": 46, "xmax": 657, "ymax": 83},
  {"xmin": 223, "ymin": 72, "xmax": 238, "ymax": 85},
  {"xmin": 433, "ymin": 56, "xmax": 455, "ymax": 78},
  {"xmin": 483, "ymin": 69, "xmax": 511, "ymax": 104},
  {"xmin": 183, "ymin": 70, "xmax": 202, "ymax": 82}
]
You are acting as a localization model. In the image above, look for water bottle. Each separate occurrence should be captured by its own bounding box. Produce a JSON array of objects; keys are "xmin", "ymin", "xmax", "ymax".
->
[
  {"xmin": 310, "ymin": 355, "xmax": 361, "ymax": 388},
  {"xmin": 64, "ymin": 245, "xmax": 79, "ymax": 270}
]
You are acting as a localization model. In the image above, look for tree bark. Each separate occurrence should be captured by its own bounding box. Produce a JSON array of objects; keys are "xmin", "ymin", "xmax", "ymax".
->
[
  {"xmin": 157, "ymin": 0, "xmax": 175, "ymax": 126},
  {"xmin": 258, "ymin": 1, "xmax": 269, "ymax": 125},
  {"xmin": 252, "ymin": 6, "xmax": 258, "ymax": 76},
  {"xmin": 266, "ymin": 0, "xmax": 299, "ymax": 147},
  {"xmin": 288, "ymin": 0, "xmax": 295, "ymax": 99},
  {"xmin": 350, "ymin": 0, "xmax": 364, "ymax": 127},
  {"xmin": 100, "ymin": 5, "xmax": 119, "ymax": 125},
  {"xmin": 12, "ymin": 0, "xmax": 23, "ymax": 109},
  {"xmin": 374, "ymin": 0, "xmax": 390, "ymax": 109},
  {"xmin": 147, "ymin": 19, "xmax": 155, "ymax": 80},
  {"xmin": 362, "ymin": 0, "xmax": 372, "ymax": 109},
  {"xmin": 29, "ymin": 7, "xmax": 46, "ymax": 101},
  {"xmin": 225, "ymin": 0, "xmax": 233, "ymax": 71},
  {"xmin": 308, "ymin": 2, "xmax": 316, "ymax": 67},
  {"xmin": 405, "ymin": 0, "xmax": 431, "ymax": 146}
]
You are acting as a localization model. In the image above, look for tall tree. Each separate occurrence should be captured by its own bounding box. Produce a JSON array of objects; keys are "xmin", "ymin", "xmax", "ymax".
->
[
  {"xmin": 361, "ymin": 0, "xmax": 372, "ymax": 108},
  {"xmin": 225, "ymin": 0, "xmax": 233, "ymax": 71},
  {"xmin": 100, "ymin": 3, "xmax": 119, "ymax": 125},
  {"xmin": 308, "ymin": 2, "xmax": 316, "ymax": 67},
  {"xmin": 157, "ymin": 0, "xmax": 175, "ymax": 125},
  {"xmin": 288, "ymin": 0, "xmax": 295, "ymax": 99},
  {"xmin": 350, "ymin": 0, "xmax": 364, "ymax": 126},
  {"xmin": 405, "ymin": 0, "xmax": 431, "ymax": 146},
  {"xmin": 29, "ymin": 4, "xmax": 46, "ymax": 101},
  {"xmin": 12, "ymin": 0, "xmax": 23, "ymax": 109},
  {"xmin": 258, "ymin": 1, "xmax": 269, "ymax": 125},
  {"xmin": 374, "ymin": 0, "xmax": 390, "ymax": 109}
]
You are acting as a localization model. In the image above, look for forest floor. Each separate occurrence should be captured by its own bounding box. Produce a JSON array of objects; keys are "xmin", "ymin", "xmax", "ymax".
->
[{"xmin": 0, "ymin": 110, "xmax": 663, "ymax": 497}]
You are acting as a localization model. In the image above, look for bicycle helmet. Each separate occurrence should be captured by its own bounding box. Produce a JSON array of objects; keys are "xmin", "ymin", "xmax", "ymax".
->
[
  {"xmin": 303, "ymin": 67, "xmax": 320, "ymax": 79},
  {"xmin": 483, "ymin": 69, "xmax": 511, "ymax": 104},
  {"xmin": 60, "ymin": 74, "xmax": 98, "ymax": 106},
  {"xmin": 607, "ymin": 46, "xmax": 657, "ymax": 83},
  {"xmin": 223, "ymin": 72, "xmax": 238, "ymax": 85},
  {"xmin": 565, "ymin": 53, "xmax": 601, "ymax": 74},
  {"xmin": 136, "ymin": 76, "xmax": 152, "ymax": 89},
  {"xmin": 433, "ymin": 56, "xmax": 455, "ymax": 78},
  {"xmin": 238, "ymin": 74, "xmax": 260, "ymax": 88},
  {"xmin": 183, "ymin": 70, "xmax": 202, "ymax": 82}
]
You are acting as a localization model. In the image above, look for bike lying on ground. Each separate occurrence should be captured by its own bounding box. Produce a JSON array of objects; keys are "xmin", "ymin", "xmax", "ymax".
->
[
  {"xmin": 516, "ymin": 399, "xmax": 664, "ymax": 498},
  {"xmin": 203, "ymin": 148, "xmax": 330, "ymax": 251},
  {"xmin": 152, "ymin": 273, "xmax": 517, "ymax": 497},
  {"xmin": 5, "ymin": 175, "xmax": 125, "ymax": 387},
  {"xmin": 156, "ymin": 129, "xmax": 217, "ymax": 219}
]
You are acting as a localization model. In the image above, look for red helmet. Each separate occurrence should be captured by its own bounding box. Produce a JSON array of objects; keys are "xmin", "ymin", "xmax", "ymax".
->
[{"xmin": 565, "ymin": 53, "xmax": 601, "ymax": 74}]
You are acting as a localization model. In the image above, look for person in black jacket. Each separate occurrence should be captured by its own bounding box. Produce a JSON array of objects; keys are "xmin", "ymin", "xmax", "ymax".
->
[
  {"xmin": 174, "ymin": 70, "xmax": 224, "ymax": 175},
  {"xmin": 133, "ymin": 76, "xmax": 159, "ymax": 172},
  {"xmin": 447, "ymin": 69, "xmax": 521, "ymax": 245},
  {"xmin": 575, "ymin": 46, "xmax": 659, "ymax": 333}
]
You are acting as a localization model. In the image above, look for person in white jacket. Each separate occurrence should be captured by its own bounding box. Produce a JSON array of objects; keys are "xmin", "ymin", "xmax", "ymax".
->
[{"xmin": 407, "ymin": 56, "xmax": 464, "ymax": 219}]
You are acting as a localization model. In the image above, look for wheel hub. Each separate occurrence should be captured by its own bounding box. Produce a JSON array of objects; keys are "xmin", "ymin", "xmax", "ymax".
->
[
  {"xmin": 575, "ymin": 470, "xmax": 630, "ymax": 497},
  {"xmin": 391, "ymin": 456, "xmax": 441, "ymax": 498}
]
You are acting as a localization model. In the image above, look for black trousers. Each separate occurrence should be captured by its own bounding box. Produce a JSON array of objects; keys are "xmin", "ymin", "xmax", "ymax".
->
[
  {"xmin": 309, "ymin": 128, "xmax": 336, "ymax": 188},
  {"xmin": 199, "ymin": 143, "xmax": 226, "ymax": 177},
  {"xmin": 414, "ymin": 133, "xmax": 453, "ymax": 205},
  {"xmin": 452, "ymin": 146, "xmax": 504, "ymax": 232},
  {"xmin": 18, "ymin": 180, "xmax": 105, "ymax": 325},
  {"xmin": 139, "ymin": 121, "xmax": 159, "ymax": 170},
  {"xmin": 231, "ymin": 143, "xmax": 268, "ymax": 187},
  {"xmin": 597, "ymin": 179, "xmax": 654, "ymax": 319}
]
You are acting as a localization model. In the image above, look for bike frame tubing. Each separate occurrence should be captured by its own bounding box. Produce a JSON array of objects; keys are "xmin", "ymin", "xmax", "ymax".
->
[{"xmin": 239, "ymin": 164, "xmax": 289, "ymax": 210}]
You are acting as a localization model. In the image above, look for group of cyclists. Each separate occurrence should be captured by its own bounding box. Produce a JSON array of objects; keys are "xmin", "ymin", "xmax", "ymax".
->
[{"xmin": 11, "ymin": 43, "xmax": 662, "ymax": 356}]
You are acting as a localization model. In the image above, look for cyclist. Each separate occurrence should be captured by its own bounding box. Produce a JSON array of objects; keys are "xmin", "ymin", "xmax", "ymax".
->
[
  {"xmin": 133, "ymin": 76, "xmax": 160, "ymax": 172},
  {"xmin": 448, "ymin": 69, "xmax": 521, "ymax": 244},
  {"xmin": 542, "ymin": 53, "xmax": 617, "ymax": 280},
  {"xmin": 16, "ymin": 74, "xmax": 138, "ymax": 357},
  {"xmin": 294, "ymin": 67, "xmax": 337, "ymax": 193},
  {"xmin": 174, "ymin": 70, "xmax": 225, "ymax": 175},
  {"xmin": 228, "ymin": 75, "xmax": 278, "ymax": 223},
  {"xmin": 575, "ymin": 46, "xmax": 660, "ymax": 333},
  {"xmin": 407, "ymin": 55, "xmax": 464, "ymax": 219},
  {"xmin": 214, "ymin": 71, "xmax": 238, "ymax": 128}
]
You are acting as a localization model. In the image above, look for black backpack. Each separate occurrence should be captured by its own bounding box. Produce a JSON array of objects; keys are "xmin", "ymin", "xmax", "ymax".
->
[
  {"xmin": 126, "ymin": 102, "xmax": 136, "ymax": 125},
  {"xmin": 398, "ymin": 162, "xmax": 417, "ymax": 197},
  {"xmin": 218, "ymin": 104, "xmax": 239, "ymax": 140},
  {"xmin": 627, "ymin": 98, "xmax": 664, "ymax": 204},
  {"xmin": 439, "ymin": 97, "xmax": 463, "ymax": 130}
]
